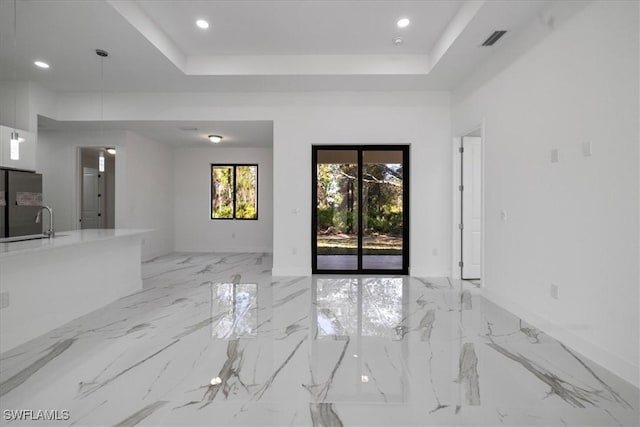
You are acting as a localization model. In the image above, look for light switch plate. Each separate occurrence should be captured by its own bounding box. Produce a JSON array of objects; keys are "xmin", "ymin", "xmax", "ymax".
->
[
  {"xmin": 550, "ymin": 149, "xmax": 559, "ymax": 163},
  {"xmin": 582, "ymin": 141, "xmax": 592, "ymax": 157}
]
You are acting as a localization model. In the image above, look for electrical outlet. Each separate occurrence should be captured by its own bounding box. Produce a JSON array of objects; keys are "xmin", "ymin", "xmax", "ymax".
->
[
  {"xmin": 231, "ymin": 232, "xmax": 236, "ymax": 239},
  {"xmin": 582, "ymin": 141, "xmax": 592, "ymax": 157},
  {"xmin": 292, "ymin": 247, "xmax": 297, "ymax": 255},
  {"xmin": 0, "ymin": 292, "xmax": 9, "ymax": 309},
  {"xmin": 432, "ymin": 248, "xmax": 438, "ymax": 256},
  {"xmin": 550, "ymin": 284, "xmax": 559, "ymax": 300}
]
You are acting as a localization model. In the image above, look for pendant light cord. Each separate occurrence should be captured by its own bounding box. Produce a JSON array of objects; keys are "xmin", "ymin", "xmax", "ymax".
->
[
  {"xmin": 100, "ymin": 55, "xmax": 104, "ymax": 122},
  {"xmin": 12, "ymin": 0, "xmax": 17, "ymax": 137}
]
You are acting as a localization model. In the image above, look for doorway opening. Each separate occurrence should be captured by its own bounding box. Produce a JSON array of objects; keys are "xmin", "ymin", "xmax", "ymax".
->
[
  {"xmin": 78, "ymin": 147, "xmax": 115, "ymax": 229},
  {"xmin": 312, "ymin": 145, "xmax": 409, "ymax": 274},
  {"xmin": 456, "ymin": 129, "xmax": 483, "ymax": 282}
]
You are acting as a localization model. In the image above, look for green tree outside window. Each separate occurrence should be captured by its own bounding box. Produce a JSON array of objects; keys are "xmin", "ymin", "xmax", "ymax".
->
[{"xmin": 211, "ymin": 164, "xmax": 258, "ymax": 220}]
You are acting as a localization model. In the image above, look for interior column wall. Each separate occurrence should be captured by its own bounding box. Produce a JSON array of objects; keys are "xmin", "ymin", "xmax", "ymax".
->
[{"xmin": 120, "ymin": 131, "xmax": 175, "ymax": 260}]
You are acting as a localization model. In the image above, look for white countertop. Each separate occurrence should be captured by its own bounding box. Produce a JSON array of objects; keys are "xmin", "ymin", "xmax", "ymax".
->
[{"xmin": 0, "ymin": 229, "xmax": 152, "ymax": 259}]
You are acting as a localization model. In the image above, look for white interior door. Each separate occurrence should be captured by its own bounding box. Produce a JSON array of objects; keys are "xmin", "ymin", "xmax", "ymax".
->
[
  {"xmin": 462, "ymin": 137, "xmax": 482, "ymax": 279},
  {"xmin": 81, "ymin": 167, "xmax": 100, "ymax": 229}
]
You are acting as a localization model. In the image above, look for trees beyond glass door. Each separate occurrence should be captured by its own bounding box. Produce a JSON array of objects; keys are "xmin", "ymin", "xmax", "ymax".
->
[
  {"xmin": 313, "ymin": 146, "xmax": 409, "ymax": 274},
  {"xmin": 362, "ymin": 150, "xmax": 404, "ymax": 270},
  {"xmin": 315, "ymin": 150, "xmax": 359, "ymax": 270}
]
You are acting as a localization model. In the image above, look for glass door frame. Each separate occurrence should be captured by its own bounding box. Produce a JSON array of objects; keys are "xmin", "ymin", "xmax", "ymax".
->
[{"xmin": 312, "ymin": 145, "xmax": 410, "ymax": 275}]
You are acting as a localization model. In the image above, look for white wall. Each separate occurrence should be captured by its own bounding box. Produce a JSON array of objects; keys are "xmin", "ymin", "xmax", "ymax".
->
[
  {"xmin": 0, "ymin": 81, "xmax": 56, "ymax": 132},
  {"xmin": 37, "ymin": 128, "xmax": 126, "ymax": 233},
  {"xmin": 174, "ymin": 147, "xmax": 273, "ymax": 253},
  {"xmin": 452, "ymin": 0, "xmax": 639, "ymax": 386},
  {"xmin": 271, "ymin": 95, "xmax": 451, "ymax": 276},
  {"xmin": 54, "ymin": 91, "xmax": 452, "ymax": 277},
  {"xmin": 36, "ymin": 128, "xmax": 174, "ymax": 260},
  {"xmin": 0, "ymin": 81, "xmax": 31, "ymax": 131},
  {"xmin": 120, "ymin": 131, "xmax": 174, "ymax": 260},
  {"xmin": 0, "ymin": 82, "xmax": 56, "ymax": 171}
]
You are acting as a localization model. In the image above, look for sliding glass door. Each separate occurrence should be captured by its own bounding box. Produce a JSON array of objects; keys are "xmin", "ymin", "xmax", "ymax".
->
[
  {"xmin": 312, "ymin": 145, "xmax": 409, "ymax": 274},
  {"xmin": 361, "ymin": 150, "xmax": 405, "ymax": 271}
]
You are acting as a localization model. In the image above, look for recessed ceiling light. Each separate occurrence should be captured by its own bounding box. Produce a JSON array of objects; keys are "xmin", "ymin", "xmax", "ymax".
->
[
  {"xmin": 208, "ymin": 135, "xmax": 223, "ymax": 143},
  {"xmin": 397, "ymin": 18, "xmax": 410, "ymax": 28},
  {"xmin": 34, "ymin": 61, "xmax": 50, "ymax": 69},
  {"xmin": 196, "ymin": 19, "xmax": 209, "ymax": 29}
]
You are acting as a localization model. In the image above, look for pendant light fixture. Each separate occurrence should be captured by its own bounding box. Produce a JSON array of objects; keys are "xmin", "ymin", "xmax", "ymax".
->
[
  {"xmin": 9, "ymin": 0, "xmax": 20, "ymax": 160},
  {"xmin": 96, "ymin": 49, "xmax": 109, "ymax": 171}
]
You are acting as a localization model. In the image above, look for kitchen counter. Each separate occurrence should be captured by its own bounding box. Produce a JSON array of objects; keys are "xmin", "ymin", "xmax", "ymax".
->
[
  {"xmin": 0, "ymin": 228, "xmax": 151, "ymax": 258},
  {"xmin": 0, "ymin": 228, "xmax": 150, "ymax": 353}
]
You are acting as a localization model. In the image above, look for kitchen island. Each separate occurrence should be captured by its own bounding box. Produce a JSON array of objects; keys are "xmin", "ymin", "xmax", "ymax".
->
[{"xmin": 0, "ymin": 229, "xmax": 150, "ymax": 353}]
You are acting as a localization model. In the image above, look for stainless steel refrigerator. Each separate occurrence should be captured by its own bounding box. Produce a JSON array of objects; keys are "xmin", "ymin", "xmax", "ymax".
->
[{"xmin": 0, "ymin": 168, "xmax": 43, "ymax": 238}]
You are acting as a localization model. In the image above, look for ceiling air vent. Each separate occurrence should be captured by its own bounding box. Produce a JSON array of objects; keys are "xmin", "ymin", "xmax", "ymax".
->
[
  {"xmin": 178, "ymin": 126, "xmax": 198, "ymax": 131},
  {"xmin": 482, "ymin": 30, "xmax": 507, "ymax": 46}
]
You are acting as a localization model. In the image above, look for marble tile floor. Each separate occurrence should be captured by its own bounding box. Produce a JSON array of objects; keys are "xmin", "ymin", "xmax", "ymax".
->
[{"xmin": 0, "ymin": 252, "xmax": 638, "ymax": 427}]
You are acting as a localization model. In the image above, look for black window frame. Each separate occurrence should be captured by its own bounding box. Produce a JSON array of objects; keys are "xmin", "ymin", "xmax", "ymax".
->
[
  {"xmin": 210, "ymin": 163, "xmax": 259, "ymax": 220},
  {"xmin": 311, "ymin": 145, "xmax": 409, "ymax": 275}
]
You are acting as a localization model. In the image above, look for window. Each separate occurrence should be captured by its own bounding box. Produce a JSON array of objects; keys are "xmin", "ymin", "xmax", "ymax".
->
[{"xmin": 211, "ymin": 164, "xmax": 258, "ymax": 220}]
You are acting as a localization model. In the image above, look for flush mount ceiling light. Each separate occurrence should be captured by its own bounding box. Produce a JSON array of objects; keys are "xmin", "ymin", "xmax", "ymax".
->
[
  {"xmin": 397, "ymin": 18, "xmax": 410, "ymax": 28},
  {"xmin": 196, "ymin": 19, "xmax": 209, "ymax": 29},
  {"xmin": 34, "ymin": 60, "xmax": 49, "ymax": 69},
  {"xmin": 106, "ymin": 148, "xmax": 116, "ymax": 155},
  {"xmin": 208, "ymin": 135, "xmax": 223, "ymax": 143}
]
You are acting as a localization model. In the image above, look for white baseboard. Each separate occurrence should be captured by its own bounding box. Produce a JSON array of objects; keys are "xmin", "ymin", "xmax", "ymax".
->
[
  {"xmin": 481, "ymin": 288, "xmax": 639, "ymax": 389},
  {"xmin": 270, "ymin": 266, "xmax": 450, "ymax": 278},
  {"xmin": 174, "ymin": 247, "xmax": 273, "ymax": 254},
  {"xmin": 271, "ymin": 267, "xmax": 311, "ymax": 277},
  {"xmin": 409, "ymin": 267, "xmax": 451, "ymax": 277}
]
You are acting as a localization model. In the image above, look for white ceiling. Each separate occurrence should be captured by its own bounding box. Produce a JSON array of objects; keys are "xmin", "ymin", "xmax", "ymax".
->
[
  {"xmin": 0, "ymin": 0, "xmax": 558, "ymax": 92},
  {"xmin": 3, "ymin": 0, "xmax": 573, "ymax": 146},
  {"xmin": 136, "ymin": 0, "xmax": 463, "ymax": 55},
  {"xmin": 38, "ymin": 117, "xmax": 274, "ymax": 148}
]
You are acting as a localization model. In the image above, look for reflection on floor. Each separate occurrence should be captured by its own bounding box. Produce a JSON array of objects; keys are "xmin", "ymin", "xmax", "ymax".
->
[
  {"xmin": 0, "ymin": 253, "xmax": 638, "ymax": 426},
  {"xmin": 317, "ymin": 254, "xmax": 403, "ymax": 270}
]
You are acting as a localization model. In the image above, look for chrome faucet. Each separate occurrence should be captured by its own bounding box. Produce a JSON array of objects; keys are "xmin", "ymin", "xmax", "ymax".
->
[{"xmin": 35, "ymin": 206, "xmax": 55, "ymax": 238}]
